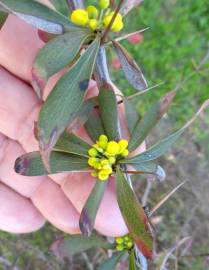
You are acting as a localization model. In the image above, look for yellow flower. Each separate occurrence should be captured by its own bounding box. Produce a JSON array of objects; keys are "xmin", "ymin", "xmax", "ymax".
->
[
  {"xmin": 106, "ymin": 141, "xmax": 120, "ymax": 155},
  {"xmin": 88, "ymin": 148, "xmax": 98, "ymax": 157},
  {"xmin": 99, "ymin": 0, "xmax": 110, "ymax": 9},
  {"xmin": 98, "ymin": 171, "xmax": 109, "ymax": 181},
  {"xmin": 70, "ymin": 9, "xmax": 89, "ymax": 26},
  {"xmin": 89, "ymin": 19, "xmax": 98, "ymax": 30},
  {"xmin": 115, "ymin": 237, "xmax": 124, "ymax": 244},
  {"xmin": 103, "ymin": 13, "xmax": 124, "ymax": 32},
  {"xmin": 87, "ymin": 5, "xmax": 99, "ymax": 19},
  {"xmin": 116, "ymin": 244, "xmax": 124, "ymax": 251},
  {"xmin": 121, "ymin": 149, "xmax": 129, "ymax": 157}
]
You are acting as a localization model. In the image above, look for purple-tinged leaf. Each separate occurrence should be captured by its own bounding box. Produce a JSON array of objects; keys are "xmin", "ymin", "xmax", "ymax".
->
[
  {"xmin": 113, "ymin": 40, "xmax": 148, "ymax": 91},
  {"xmin": 0, "ymin": 10, "xmax": 7, "ymax": 29},
  {"xmin": 98, "ymin": 252, "xmax": 125, "ymax": 270},
  {"xmin": 48, "ymin": 0, "xmax": 69, "ymax": 17},
  {"xmin": 124, "ymin": 98, "xmax": 140, "ymax": 135},
  {"xmin": 128, "ymin": 91, "xmax": 176, "ymax": 151},
  {"xmin": 37, "ymin": 36, "xmax": 100, "ymax": 171},
  {"xmin": 131, "ymin": 162, "xmax": 166, "ymax": 182},
  {"xmin": 121, "ymin": 99, "xmax": 209, "ymax": 165},
  {"xmin": 0, "ymin": 0, "xmax": 77, "ymax": 34},
  {"xmin": 85, "ymin": 108, "xmax": 105, "ymax": 142},
  {"xmin": 98, "ymin": 87, "xmax": 120, "ymax": 141},
  {"xmin": 50, "ymin": 234, "xmax": 113, "ymax": 258},
  {"xmin": 32, "ymin": 30, "xmax": 90, "ymax": 98},
  {"xmin": 121, "ymin": 0, "xmax": 143, "ymax": 16},
  {"xmin": 116, "ymin": 167, "xmax": 154, "ymax": 259},
  {"xmin": 79, "ymin": 180, "xmax": 107, "ymax": 236},
  {"xmin": 14, "ymin": 151, "xmax": 89, "ymax": 176}
]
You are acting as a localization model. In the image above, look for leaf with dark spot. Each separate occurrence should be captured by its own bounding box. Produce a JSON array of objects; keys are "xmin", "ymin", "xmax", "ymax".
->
[
  {"xmin": 128, "ymin": 91, "xmax": 176, "ymax": 152},
  {"xmin": 14, "ymin": 151, "xmax": 89, "ymax": 176},
  {"xmin": 32, "ymin": 30, "xmax": 90, "ymax": 98},
  {"xmin": 50, "ymin": 234, "xmax": 114, "ymax": 258},
  {"xmin": 0, "ymin": 0, "xmax": 77, "ymax": 34},
  {"xmin": 98, "ymin": 87, "xmax": 120, "ymax": 140},
  {"xmin": 37, "ymin": 36, "xmax": 100, "ymax": 170},
  {"xmin": 79, "ymin": 180, "xmax": 107, "ymax": 236},
  {"xmin": 113, "ymin": 40, "xmax": 147, "ymax": 91},
  {"xmin": 116, "ymin": 167, "xmax": 154, "ymax": 259}
]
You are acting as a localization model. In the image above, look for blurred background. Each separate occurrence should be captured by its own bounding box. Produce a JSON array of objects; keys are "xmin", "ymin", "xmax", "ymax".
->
[{"xmin": 0, "ymin": 0, "xmax": 209, "ymax": 269}]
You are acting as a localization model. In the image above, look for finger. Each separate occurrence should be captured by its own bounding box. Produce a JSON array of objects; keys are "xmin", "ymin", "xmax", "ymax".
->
[
  {"xmin": 0, "ymin": 183, "xmax": 45, "ymax": 233},
  {"xmin": 62, "ymin": 173, "xmax": 128, "ymax": 237},
  {"xmin": 31, "ymin": 178, "xmax": 80, "ymax": 234},
  {"xmin": 0, "ymin": 15, "xmax": 44, "ymax": 82},
  {"xmin": 0, "ymin": 133, "xmax": 46, "ymax": 197}
]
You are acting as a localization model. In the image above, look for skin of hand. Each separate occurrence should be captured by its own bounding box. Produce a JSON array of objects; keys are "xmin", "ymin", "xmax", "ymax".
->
[{"xmin": 0, "ymin": 1, "xmax": 145, "ymax": 236}]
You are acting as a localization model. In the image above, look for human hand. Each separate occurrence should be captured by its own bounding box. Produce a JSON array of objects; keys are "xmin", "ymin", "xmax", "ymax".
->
[{"xmin": 0, "ymin": 3, "xmax": 145, "ymax": 236}]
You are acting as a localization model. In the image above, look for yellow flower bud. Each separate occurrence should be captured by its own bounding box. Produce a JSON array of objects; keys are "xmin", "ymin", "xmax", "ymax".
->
[
  {"xmin": 124, "ymin": 235, "xmax": 131, "ymax": 242},
  {"xmin": 88, "ymin": 157, "xmax": 97, "ymax": 167},
  {"xmin": 88, "ymin": 148, "xmax": 98, "ymax": 157},
  {"xmin": 116, "ymin": 237, "xmax": 124, "ymax": 244},
  {"xmin": 71, "ymin": 9, "xmax": 89, "ymax": 26},
  {"xmin": 118, "ymin": 139, "xmax": 128, "ymax": 152},
  {"xmin": 87, "ymin": 5, "xmax": 99, "ymax": 19},
  {"xmin": 91, "ymin": 171, "xmax": 98, "ymax": 177},
  {"xmin": 126, "ymin": 241, "xmax": 133, "ymax": 249},
  {"xmin": 111, "ymin": 17, "xmax": 124, "ymax": 32},
  {"xmin": 106, "ymin": 141, "xmax": 120, "ymax": 155},
  {"xmin": 101, "ymin": 159, "xmax": 109, "ymax": 166},
  {"xmin": 98, "ymin": 140, "xmax": 107, "ymax": 149},
  {"xmin": 108, "ymin": 156, "xmax": 116, "ymax": 164},
  {"xmin": 98, "ymin": 171, "xmax": 109, "ymax": 181},
  {"xmin": 121, "ymin": 149, "xmax": 129, "ymax": 157},
  {"xmin": 103, "ymin": 13, "xmax": 124, "ymax": 32},
  {"xmin": 99, "ymin": 134, "xmax": 108, "ymax": 142},
  {"xmin": 102, "ymin": 166, "xmax": 112, "ymax": 174},
  {"xmin": 116, "ymin": 244, "xmax": 124, "ymax": 251},
  {"xmin": 99, "ymin": 0, "xmax": 110, "ymax": 9},
  {"xmin": 89, "ymin": 19, "xmax": 98, "ymax": 30}
]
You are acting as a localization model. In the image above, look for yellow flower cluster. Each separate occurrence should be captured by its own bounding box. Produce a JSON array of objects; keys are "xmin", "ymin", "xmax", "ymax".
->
[
  {"xmin": 88, "ymin": 134, "xmax": 129, "ymax": 181},
  {"xmin": 115, "ymin": 235, "xmax": 134, "ymax": 251},
  {"xmin": 70, "ymin": 1, "xmax": 124, "ymax": 32}
]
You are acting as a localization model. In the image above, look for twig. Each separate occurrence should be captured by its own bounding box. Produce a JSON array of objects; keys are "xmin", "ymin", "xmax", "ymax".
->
[
  {"xmin": 81, "ymin": 253, "xmax": 94, "ymax": 270},
  {"xmin": 101, "ymin": 0, "xmax": 125, "ymax": 44},
  {"xmin": 142, "ymin": 180, "xmax": 152, "ymax": 206}
]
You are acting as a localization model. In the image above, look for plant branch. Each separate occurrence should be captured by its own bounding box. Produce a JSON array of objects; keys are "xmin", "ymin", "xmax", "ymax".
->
[{"xmin": 101, "ymin": 0, "xmax": 125, "ymax": 44}]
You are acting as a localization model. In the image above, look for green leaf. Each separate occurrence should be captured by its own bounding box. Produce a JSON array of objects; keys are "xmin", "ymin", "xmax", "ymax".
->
[
  {"xmin": 98, "ymin": 87, "xmax": 120, "ymax": 140},
  {"xmin": 54, "ymin": 131, "xmax": 90, "ymax": 157},
  {"xmin": 32, "ymin": 30, "xmax": 91, "ymax": 98},
  {"xmin": 85, "ymin": 109, "xmax": 105, "ymax": 142},
  {"xmin": 98, "ymin": 252, "xmax": 125, "ymax": 270},
  {"xmin": 69, "ymin": 97, "xmax": 97, "ymax": 131},
  {"xmin": 116, "ymin": 167, "xmax": 154, "ymax": 259},
  {"xmin": 113, "ymin": 40, "xmax": 147, "ymax": 91},
  {"xmin": 0, "ymin": 10, "xmax": 7, "ymax": 29},
  {"xmin": 79, "ymin": 180, "xmax": 107, "ymax": 236},
  {"xmin": 37, "ymin": 36, "xmax": 100, "ymax": 170},
  {"xmin": 129, "ymin": 249, "xmax": 137, "ymax": 270},
  {"xmin": 14, "ymin": 151, "xmax": 89, "ymax": 176},
  {"xmin": 0, "ymin": 0, "xmax": 77, "ymax": 34},
  {"xmin": 124, "ymin": 98, "xmax": 140, "ymax": 134},
  {"xmin": 50, "ymin": 234, "xmax": 113, "ymax": 258},
  {"xmin": 122, "ymin": 100, "xmax": 209, "ymax": 165},
  {"xmin": 48, "ymin": 0, "xmax": 69, "ymax": 17},
  {"xmin": 128, "ymin": 91, "xmax": 175, "ymax": 151},
  {"xmin": 132, "ymin": 162, "xmax": 166, "ymax": 182}
]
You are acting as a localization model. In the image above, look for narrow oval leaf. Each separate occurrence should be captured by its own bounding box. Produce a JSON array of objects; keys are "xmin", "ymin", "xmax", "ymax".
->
[
  {"xmin": 0, "ymin": 0, "xmax": 76, "ymax": 34},
  {"xmin": 98, "ymin": 252, "xmax": 125, "ymax": 270},
  {"xmin": 116, "ymin": 167, "xmax": 154, "ymax": 259},
  {"xmin": 113, "ymin": 40, "xmax": 148, "ymax": 91},
  {"xmin": 85, "ymin": 108, "xmax": 105, "ymax": 142},
  {"xmin": 54, "ymin": 131, "xmax": 90, "ymax": 157},
  {"xmin": 0, "ymin": 10, "xmax": 7, "ymax": 29},
  {"xmin": 132, "ymin": 162, "xmax": 166, "ymax": 182},
  {"xmin": 98, "ymin": 87, "xmax": 120, "ymax": 140},
  {"xmin": 79, "ymin": 180, "xmax": 107, "ymax": 236},
  {"xmin": 48, "ymin": 0, "xmax": 69, "ymax": 17},
  {"xmin": 128, "ymin": 91, "xmax": 176, "ymax": 151},
  {"xmin": 124, "ymin": 98, "xmax": 140, "ymax": 134},
  {"xmin": 32, "ymin": 30, "xmax": 90, "ymax": 98},
  {"xmin": 122, "ymin": 100, "xmax": 209, "ymax": 164},
  {"xmin": 14, "ymin": 151, "xmax": 89, "ymax": 176},
  {"xmin": 50, "ymin": 234, "xmax": 113, "ymax": 258},
  {"xmin": 37, "ymin": 36, "xmax": 100, "ymax": 170}
]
